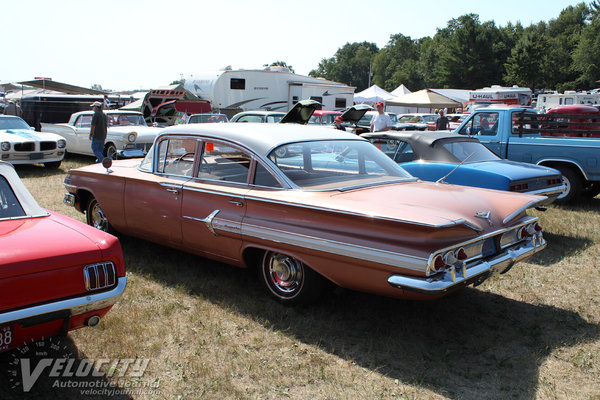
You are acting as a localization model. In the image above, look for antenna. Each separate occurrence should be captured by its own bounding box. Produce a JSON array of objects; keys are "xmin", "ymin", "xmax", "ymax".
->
[{"xmin": 436, "ymin": 152, "xmax": 474, "ymax": 184}]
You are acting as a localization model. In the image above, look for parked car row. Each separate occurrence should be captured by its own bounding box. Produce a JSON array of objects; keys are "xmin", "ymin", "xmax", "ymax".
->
[{"xmin": 6, "ymin": 100, "xmax": 591, "ymax": 356}]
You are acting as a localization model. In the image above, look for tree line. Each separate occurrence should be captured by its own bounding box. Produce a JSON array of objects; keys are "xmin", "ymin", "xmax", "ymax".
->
[{"xmin": 309, "ymin": 2, "xmax": 600, "ymax": 93}]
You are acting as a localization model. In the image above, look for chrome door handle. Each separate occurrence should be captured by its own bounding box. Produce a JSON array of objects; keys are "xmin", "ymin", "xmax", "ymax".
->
[
  {"xmin": 166, "ymin": 188, "xmax": 179, "ymax": 194},
  {"xmin": 229, "ymin": 199, "xmax": 244, "ymax": 206}
]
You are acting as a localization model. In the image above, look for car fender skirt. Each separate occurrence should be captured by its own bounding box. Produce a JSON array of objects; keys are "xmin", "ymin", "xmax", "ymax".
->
[
  {"xmin": 387, "ymin": 237, "xmax": 546, "ymax": 295},
  {"xmin": 0, "ymin": 277, "xmax": 127, "ymax": 325}
]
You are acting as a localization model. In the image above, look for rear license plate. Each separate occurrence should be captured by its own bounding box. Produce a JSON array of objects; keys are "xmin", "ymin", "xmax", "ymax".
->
[
  {"xmin": 29, "ymin": 152, "xmax": 43, "ymax": 160},
  {"xmin": 0, "ymin": 325, "xmax": 14, "ymax": 352},
  {"xmin": 482, "ymin": 238, "xmax": 496, "ymax": 258}
]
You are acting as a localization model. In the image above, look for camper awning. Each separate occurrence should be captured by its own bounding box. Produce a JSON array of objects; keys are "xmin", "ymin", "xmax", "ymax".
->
[{"xmin": 17, "ymin": 79, "xmax": 106, "ymax": 95}]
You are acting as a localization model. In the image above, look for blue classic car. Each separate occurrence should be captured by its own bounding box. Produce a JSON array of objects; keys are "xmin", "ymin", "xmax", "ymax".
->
[{"xmin": 361, "ymin": 131, "xmax": 565, "ymax": 205}]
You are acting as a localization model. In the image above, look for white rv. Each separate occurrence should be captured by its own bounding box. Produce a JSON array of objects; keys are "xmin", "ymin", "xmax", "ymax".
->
[
  {"xmin": 183, "ymin": 66, "xmax": 355, "ymax": 117},
  {"xmin": 536, "ymin": 91, "xmax": 600, "ymax": 111}
]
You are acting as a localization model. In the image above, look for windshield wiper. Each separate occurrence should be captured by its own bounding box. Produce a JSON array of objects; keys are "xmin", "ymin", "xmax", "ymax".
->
[{"xmin": 436, "ymin": 152, "xmax": 474, "ymax": 184}]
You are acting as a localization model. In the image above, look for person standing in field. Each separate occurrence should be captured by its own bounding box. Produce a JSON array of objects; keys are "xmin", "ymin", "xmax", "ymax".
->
[
  {"xmin": 435, "ymin": 109, "xmax": 449, "ymax": 130},
  {"xmin": 370, "ymin": 102, "xmax": 392, "ymax": 132},
  {"xmin": 89, "ymin": 101, "xmax": 108, "ymax": 163}
]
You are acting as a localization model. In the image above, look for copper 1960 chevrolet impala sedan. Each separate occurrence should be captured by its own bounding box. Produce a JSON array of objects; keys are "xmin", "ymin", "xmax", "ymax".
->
[{"xmin": 64, "ymin": 123, "xmax": 547, "ymax": 304}]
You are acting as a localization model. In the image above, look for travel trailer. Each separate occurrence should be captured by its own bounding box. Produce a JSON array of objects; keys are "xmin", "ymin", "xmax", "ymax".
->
[
  {"xmin": 536, "ymin": 91, "xmax": 600, "ymax": 111},
  {"xmin": 183, "ymin": 66, "xmax": 355, "ymax": 117}
]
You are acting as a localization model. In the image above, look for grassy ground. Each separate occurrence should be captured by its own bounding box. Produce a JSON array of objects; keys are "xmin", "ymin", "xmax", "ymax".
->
[{"xmin": 1, "ymin": 156, "xmax": 599, "ymax": 399}]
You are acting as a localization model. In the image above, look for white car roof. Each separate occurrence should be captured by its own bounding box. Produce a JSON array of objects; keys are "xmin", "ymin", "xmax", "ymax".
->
[{"xmin": 159, "ymin": 123, "xmax": 366, "ymax": 157}]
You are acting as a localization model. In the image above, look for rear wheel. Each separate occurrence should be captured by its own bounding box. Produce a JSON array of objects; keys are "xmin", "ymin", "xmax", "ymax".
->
[
  {"xmin": 260, "ymin": 251, "xmax": 326, "ymax": 305},
  {"xmin": 554, "ymin": 166, "xmax": 582, "ymax": 204},
  {"xmin": 86, "ymin": 198, "xmax": 113, "ymax": 233}
]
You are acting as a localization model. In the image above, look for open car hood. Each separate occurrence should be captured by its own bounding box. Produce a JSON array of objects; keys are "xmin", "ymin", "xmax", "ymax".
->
[
  {"xmin": 341, "ymin": 104, "xmax": 372, "ymax": 124},
  {"xmin": 279, "ymin": 99, "xmax": 323, "ymax": 124}
]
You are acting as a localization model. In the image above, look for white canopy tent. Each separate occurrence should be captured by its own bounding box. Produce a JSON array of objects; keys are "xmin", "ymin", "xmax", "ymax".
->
[
  {"xmin": 391, "ymin": 84, "xmax": 411, "ymax": 96},
  {"xmin": 353, "ymin": 85, "xmax": 395, "ymax": 104}
]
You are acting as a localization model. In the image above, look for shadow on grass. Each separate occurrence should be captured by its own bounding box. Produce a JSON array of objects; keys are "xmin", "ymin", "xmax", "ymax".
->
[
  {"xmin": 118, "ymin": 235, "xmax": 599, "ymax": 400},
  {"xmin": 526, "ymin": 231, "xmax": 593, "ymax": 266},
  {"xmin": 0, "ymin": 336, "xmax": 133, "ymax": 400},
  {"xmin": 13, "ymin": 154, "xmax": 94, "ymax": 179}
]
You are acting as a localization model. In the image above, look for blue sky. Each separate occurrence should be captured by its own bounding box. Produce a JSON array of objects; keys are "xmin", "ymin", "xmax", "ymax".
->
[{"xmin": 1, "ymin": 0, "xmax": 586, "ymax": 91}]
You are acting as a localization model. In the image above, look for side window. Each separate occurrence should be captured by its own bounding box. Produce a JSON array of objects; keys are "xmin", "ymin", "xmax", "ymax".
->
[
  {"xmin": 0, "ymin": 176, "xmax": 26, "ymax": 219},
  {"xmin": 335, "ymin": 98, "xmax": 346, "ymax": 108},
  {"xmin": 471, "ymin": 112, "xmax": 499, "ymax": 136},
  {"xmin": 198, "ymin": 142, "xmax": 251, "ymax": 183},
  {"xmin": 394, "ymin": 142, "xmax": 416, "ymax": 163},
  {"xmin": 253, "ymin": 163, "xmax": 281, "ymax": 188},
  {"xmin": 157, "ymin": 138, "xmax": 198, "ymax": 176},
  {"xmin": 75, "ymin": 115, "xmax": 92, "ymax": 128},
  {"xmin": 230, "ymin": 78, "xmax": 245, "ymax": 90}
]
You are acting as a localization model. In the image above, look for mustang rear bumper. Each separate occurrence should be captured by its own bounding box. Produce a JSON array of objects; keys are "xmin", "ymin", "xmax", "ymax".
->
[
  {"xmin": 387, "ymin": 236, "xmax": 546, "ymax": 295},
  {"xmin": 0, "ymin": 277, "xmax": 127, "ymax": 326}
]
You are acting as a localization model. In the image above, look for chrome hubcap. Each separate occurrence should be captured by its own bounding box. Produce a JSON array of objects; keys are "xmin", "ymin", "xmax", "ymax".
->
[
  {"xmin": 91, "ymin": 203, "xmax": 108, "ymax": 231},
  {"xmin": 267, "ymin": 253, "xmax": 303, "ymax": 295}
]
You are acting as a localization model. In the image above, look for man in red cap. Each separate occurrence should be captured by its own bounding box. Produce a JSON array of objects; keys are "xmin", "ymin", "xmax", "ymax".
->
[
  {"xmin": 370, "ymin": 101, "xmax": 392, "ymax": 132},
  {"xmin": 333, "ymin": 115, "xmax": 346, "ymax": 131}
]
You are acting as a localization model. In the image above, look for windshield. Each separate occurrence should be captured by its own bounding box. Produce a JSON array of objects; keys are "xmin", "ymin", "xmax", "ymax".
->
[
  {"xmin": 108, "ymin": 113, "xmax": 147, "ymax": 126},
  {"xmin": 268, "ymin": 140, "xmax": 413, "ymax": 190},
  {"xmin": 188, "ymin": 114, "xmax": 228, "ymax": 123},
  {"xmin": 0, "ymin": 117, "xmax": 31, "ymax": 130},
  {"xmin": 358, "ymin": 114, "xmax": 373, "ymax": 126},
  {"xmin": 439, "ymin": 140, "xmax": 501, "ymax": 163}
]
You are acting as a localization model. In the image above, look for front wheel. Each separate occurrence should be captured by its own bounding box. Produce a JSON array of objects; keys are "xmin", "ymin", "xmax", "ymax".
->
[
  {"xmin": 86, "ymin": 198, "xmax": 113, "ymax": 233},
  {"xmin": 260, "ymin": 251, "xmax": 326, "ymax": 305},
  {"xmin": 104, "ymin": 143, "xmax": 117, "ymax": 160}
]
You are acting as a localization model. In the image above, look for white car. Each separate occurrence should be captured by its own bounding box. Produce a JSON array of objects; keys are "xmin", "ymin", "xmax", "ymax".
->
[
  {"xmin": 41, "ymin": 111, "xmax": 160, "ymax": 159},
  {"xmin": 0, "ymin": 115, "xmax": 65, "ymax": 168}
]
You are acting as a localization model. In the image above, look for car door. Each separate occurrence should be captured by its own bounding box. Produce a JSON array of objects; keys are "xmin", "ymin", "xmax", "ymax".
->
[
  {"xmin": 72, "ymin": 114, "xmax": 94, "ymax": 155},
  {"xmin": 458, "ymin": 112, "xmax": 504, "ymax": 157},
  {"xmin": 123, "ymin": 136, "xmax": 198, "ymax": 245},
  {"xmin": 180, "ymin": 139, "xmax": 252, "ymax": 263}
]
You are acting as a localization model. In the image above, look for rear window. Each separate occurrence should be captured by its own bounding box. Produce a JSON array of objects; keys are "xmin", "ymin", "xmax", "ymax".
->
[{"xmin": 0, "ymin": 176, "xmax": 26, "ymax": 219}]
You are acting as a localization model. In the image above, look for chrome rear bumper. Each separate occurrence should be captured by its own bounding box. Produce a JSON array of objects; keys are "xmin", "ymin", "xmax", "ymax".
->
[
  {"xmin": 0, "ymin": 277, "xmax": 127, "ymax": 325},
  {"xmin": 388, "ymin": 236, "xmax": 545, "ymax": 295}
]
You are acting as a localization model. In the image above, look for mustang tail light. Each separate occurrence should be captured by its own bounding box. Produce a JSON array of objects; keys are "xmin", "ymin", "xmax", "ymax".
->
[{"xmin": 84, "ymin": 262, "xmax": 116, "ymax": 291}]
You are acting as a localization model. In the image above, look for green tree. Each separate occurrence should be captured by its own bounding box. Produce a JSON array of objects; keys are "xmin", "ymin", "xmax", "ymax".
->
[
  {"xmin": 371, "ymin": 34, "xmax": 424, "ymax": 91},
  {"xmin": 434, "ymin": 14, "xmax": 504, "ymax": 89},
  {"xmin": 572, "ymin": 16, "xmax": 600, "ymax": 88},
  {"xmin": 504, "ymin": 26, "xmax": 550, "ymax": 89},
  {"xmin": 268, "ymin": 61, "xmax": 295, "ymax": 73},
  {"xmin": 309, "ymin": 42, "xmax": 379, "ymax": 91}
]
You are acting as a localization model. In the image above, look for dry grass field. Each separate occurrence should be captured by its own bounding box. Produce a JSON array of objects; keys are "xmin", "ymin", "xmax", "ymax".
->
[{"xmin": 1, "ymin": 156, "xmax": 599, "ymax": 400}]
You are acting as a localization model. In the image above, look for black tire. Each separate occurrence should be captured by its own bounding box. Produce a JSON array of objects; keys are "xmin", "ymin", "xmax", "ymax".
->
[
  {"xmin": 104, "ymin": 143, "xmax": 117, "ymax": 160},
  {"xmin": 554, "ymin": 166, "xmax": 582, "ymax": 204},
  {"xmin": 44, "ymin": 161, "xmax": 61, "ymax": 169},
  {"xmin": 86, "ymin": 198, "xmax": 114, "ymax": 233},
  {"xmin": 260, "ymin": 251, "xmax": 327, "ymax": 305},
  {"xmin": 581, "ymin": 182, "xmax": 600, "ymax": 198}
]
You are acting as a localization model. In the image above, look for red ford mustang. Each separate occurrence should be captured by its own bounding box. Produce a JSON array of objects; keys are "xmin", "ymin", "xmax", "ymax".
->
[{"xmin": 0, "ymin": 161, "xmax": 126, "ymax": 353}]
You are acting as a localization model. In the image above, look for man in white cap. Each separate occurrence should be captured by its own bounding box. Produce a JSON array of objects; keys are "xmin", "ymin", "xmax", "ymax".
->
[
  {"xmin": 89, "ymin": 101, "xmax": 108, "ymax": 162},
  {"xmin": 370, "ymin": 101, "xmax": 392, "ymax": 132}
]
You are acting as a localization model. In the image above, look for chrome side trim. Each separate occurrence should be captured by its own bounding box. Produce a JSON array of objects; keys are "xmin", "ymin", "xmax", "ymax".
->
[
  {"xmin": 183, "ymin": 210, "xmax": 221, "ymax": 236},
  {"xmin": 537, "ymin": 158, "xmax": 590, "ymax": 180},
  {"xmin": 0, "ymin": 277, "xmax": 127, "ymax": 325},
  {"xmin": 388, "ymin": 236, "xmax": 546, "ymax": 295},
  {"xmin": 241, "ymin": 223, "xmax": 428, "ymax": 272}
]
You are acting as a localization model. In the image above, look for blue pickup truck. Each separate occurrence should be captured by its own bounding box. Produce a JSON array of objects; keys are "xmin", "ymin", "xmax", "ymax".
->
[{"xmin": 455, "ymin": 106, "xmax": 600, "ymax": 203}]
